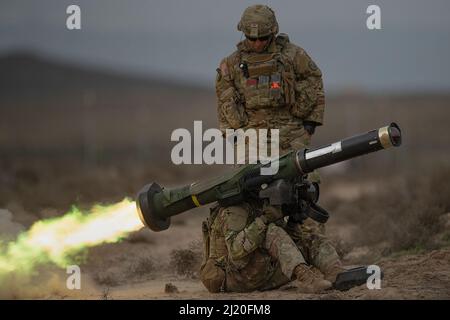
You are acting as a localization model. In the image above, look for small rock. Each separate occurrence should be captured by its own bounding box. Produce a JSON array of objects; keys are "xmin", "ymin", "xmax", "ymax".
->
[{"xmin": 164, "ymin": 283, "xmax": 179, "ymax": 293}]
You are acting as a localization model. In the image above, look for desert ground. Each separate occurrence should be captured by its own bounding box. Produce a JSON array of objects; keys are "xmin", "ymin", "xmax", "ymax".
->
[{"xmin": 0, "ymin": 53, "xmax": 449, "ymax": 299}]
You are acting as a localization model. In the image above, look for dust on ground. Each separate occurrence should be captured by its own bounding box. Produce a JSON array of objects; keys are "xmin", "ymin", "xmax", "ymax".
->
[{"xmin": 1, "ymin": 166, "xmax": 449, "ymax": 300}]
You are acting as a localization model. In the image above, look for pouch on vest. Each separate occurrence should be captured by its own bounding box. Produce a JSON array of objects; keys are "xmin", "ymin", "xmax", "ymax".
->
[
  {"xmin": 240, "ymin": 53, "xmax": 285, "ymax": 109},
  {"xmin": 240, "ymin": 52, "xmax": 295, "ymax": 110},
  {"xmin": 219, "ymin": 87, "xmax": 248, "ymax": 128}
]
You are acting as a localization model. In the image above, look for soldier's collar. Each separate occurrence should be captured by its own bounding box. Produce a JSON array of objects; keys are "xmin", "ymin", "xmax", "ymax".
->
[{"xmin": 237, "ymin": 37, "xmax": 278, "ymax": 54}]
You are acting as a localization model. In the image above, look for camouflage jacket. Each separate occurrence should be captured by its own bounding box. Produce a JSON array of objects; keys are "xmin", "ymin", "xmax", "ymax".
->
[
  {"xmin": 207, "ymin": 203, "xmax": 268, "ymax": 269},
  {"xmin": 215, "ymin": 33, "xmax": 325, "ymax": 144}
]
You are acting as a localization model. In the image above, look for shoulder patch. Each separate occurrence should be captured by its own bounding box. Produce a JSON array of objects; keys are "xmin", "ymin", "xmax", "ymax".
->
[
  {"xmin": 220, "ymin": 62, "xmax": 229, "ymax": 76},
  {"xmin": 223, "ymin": 206, "xmax": 249, "ymax": 232},
  {"xmin": 308, "ymin": 60, "xmax": 318, "ymax": 71}
]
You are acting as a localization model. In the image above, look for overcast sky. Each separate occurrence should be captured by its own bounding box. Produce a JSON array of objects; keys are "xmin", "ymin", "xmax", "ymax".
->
[{"xmin": 1, "ymin": 0, "xmax": 450, "ymax": 92}]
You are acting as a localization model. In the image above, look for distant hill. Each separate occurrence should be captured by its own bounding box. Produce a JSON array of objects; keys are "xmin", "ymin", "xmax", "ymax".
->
[
  {"xmin": 0, "ymin": 51, "xmax": 208, "ymax": 102},
  {"xmin": 0, "ymin": 51, "xmax": 218, "ymax": 161},
  {"xmin": 0, "ymin": 51, "xmax": 448, "ymax": 173}
]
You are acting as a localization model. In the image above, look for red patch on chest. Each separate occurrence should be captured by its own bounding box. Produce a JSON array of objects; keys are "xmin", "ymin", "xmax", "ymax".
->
[{"xmin": 271, "ymin": 82, "xmax": 281, "ymax": 89}]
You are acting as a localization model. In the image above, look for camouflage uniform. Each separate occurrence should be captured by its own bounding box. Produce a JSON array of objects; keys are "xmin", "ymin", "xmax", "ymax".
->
[
  {"xmin": 200, "ymin": 202, "xmax": 306, "ymax": 292},
  {"xmin": 215, "ymin": 34, "xmax": 324, "ymax": 155},
  {"xmin": 200, "ymin": 5, "xmax": 341, "ymax": 293}
]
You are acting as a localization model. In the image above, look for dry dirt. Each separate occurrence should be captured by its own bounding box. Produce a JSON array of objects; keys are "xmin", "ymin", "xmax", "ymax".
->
[
  {"xmin": 103, "ymin": 248, "xmax": 450, "ymax": 300},
  {"xmin": 3, "ymin": 178, "xmax": 447, "ymax": 300},
  {"xmin": 87, "ymin": 179, "xmax": 450, "ymax": 300}
]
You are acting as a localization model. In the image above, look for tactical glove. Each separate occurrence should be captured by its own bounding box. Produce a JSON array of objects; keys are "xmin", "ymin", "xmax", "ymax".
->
[
  {"xmin": 260, "ymin": 204, "xmax": 285, "ymax": 224},
  {"xmin": 303, "ymin": 121, "xmax": 318, "ymax": 135}
]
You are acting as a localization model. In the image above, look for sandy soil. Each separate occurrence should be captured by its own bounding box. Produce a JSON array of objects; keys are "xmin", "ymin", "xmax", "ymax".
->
[
  {"xmin": 104, "ymin": 248, "xmax": 450, "ymax": 300},
  {"xmin": 38, "ymin": 182, "xmax": 449, "ymax": 300}
]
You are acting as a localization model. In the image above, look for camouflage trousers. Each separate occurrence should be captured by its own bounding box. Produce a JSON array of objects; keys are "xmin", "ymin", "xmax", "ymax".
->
[
  {"xmin": 225, "ymin": 222, "xmax": 300, "ymax": 292},
  {"xmin": 223, "ymin": 127, "xmax": 329, "ymax": 292},
  {"xmin": 285, "ymin": 219, "xmax": 341, "ymax": 274},
  {"xmin": 224, "ymin": 219, "xmax": 340, "ymax": 292}
]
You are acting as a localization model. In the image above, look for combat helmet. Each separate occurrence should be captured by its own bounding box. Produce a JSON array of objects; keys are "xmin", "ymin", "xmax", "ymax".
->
[{"xmin": 237, "ymin": 5, "xmax": 279, "ymax": 38}]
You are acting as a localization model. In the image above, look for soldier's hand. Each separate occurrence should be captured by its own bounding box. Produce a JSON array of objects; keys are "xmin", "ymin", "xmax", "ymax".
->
[
  {"xmin": 303, "ymin": 121, "xmax": 318, "ymax": 136},
  {"xmin": 260, "ymin": 204, "xmax": 285, "ymax": 224}
]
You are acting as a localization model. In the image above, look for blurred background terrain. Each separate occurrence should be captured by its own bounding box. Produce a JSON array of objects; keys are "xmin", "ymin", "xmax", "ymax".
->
[{"xmin": 0, "ymin": 0, "xmax": 449, "ymax": 299}]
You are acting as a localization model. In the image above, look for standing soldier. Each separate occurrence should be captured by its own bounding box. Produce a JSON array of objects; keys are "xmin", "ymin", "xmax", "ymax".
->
[
  {"xmin": 200, "ymin": 5, "xmax": 344, "ymax": 294},
  {"xmin": 216, "ymin": 5, "xmax": 324, "ymax": 155}
]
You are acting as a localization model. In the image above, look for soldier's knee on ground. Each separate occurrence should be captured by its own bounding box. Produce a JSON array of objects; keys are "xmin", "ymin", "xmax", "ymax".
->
[
  {"xmin": 287, "ymin": 220, "xmax": 339, "ymax": 273},
  {"xmin": 264, "ymin": 223, "xmax": 306, "ymax": 279},
  {"xmin": 311, "ymin": 240, "xmax": 341, "ymax": 275},
  {"xmin": 285, "ymin": 219, "xmax": 325, "ymax": 247}
]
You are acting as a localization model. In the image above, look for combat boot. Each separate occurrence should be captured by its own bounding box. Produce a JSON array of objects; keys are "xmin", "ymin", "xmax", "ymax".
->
[
  {"xmin": 325, "ymin": 264, "xmax": 380, "ymax": 291},
  {"xmin": 323, "ymin": 262, "xmax": 346, "ymax": 283},
  {"xmin": 293, "ymin": 264, "xmax": 332, "ymax": 293}
]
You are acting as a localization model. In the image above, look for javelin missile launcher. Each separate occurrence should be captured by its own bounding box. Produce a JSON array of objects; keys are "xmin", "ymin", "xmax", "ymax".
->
[{"xmin": 136, "ymin": 123, "xmax": 402, "ymax": 231}]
